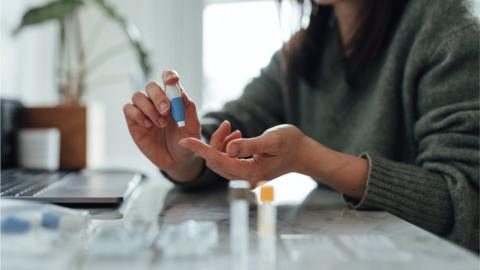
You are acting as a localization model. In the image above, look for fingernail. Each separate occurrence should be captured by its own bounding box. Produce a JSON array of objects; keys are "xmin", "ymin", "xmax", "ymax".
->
[
  {"xmin": 160, "ymin": 102, "xmax": 169, "ymax": 115},
  {"xmin": 229, "ymin": 144, "xmax": 240, "ymax": 157},
  {"xmin": 166, "ymin": 73, "xmax": 177, "ymax": 82},
  {"xmin": 144, "ymin": 119, "xmax": 152, "ymax": 128}
]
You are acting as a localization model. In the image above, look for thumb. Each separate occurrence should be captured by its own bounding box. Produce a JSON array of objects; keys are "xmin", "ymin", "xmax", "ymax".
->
[
  {"xmin": 226, "ymin": 135, "xmax": 276, "ymax": 158},
  {"xmin": 179, "ymin": 88, "xmax": 200, "ymax": 133}
]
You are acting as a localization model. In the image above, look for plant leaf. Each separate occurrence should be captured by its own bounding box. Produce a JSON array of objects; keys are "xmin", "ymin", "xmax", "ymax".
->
[
  {"xmin": 13, "ymin": 0, "xmax": 84, "ymax": 35},
  {"xmin": 93, "ymin": 0, "xmax": 152, "ymax": 78}
]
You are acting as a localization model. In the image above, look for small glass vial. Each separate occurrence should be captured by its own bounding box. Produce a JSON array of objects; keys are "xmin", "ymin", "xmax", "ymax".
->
[
  {"xmin": 258, "ymin": 185, "xmax": 276, "ymax": 270},
  {"xmin": 229, "ymin": 180, "xmax": 250, "ymax": 270}
]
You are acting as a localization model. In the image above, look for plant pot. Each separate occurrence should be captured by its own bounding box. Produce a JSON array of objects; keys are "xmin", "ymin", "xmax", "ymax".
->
[{"xmin": 24, "ymin": 104, "xmax": 104, "ymax": 169}]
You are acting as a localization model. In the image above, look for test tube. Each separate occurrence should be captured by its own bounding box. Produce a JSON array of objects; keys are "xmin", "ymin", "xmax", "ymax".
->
[
  {"xmin": 229, "ymin": 180, "xmax": 250, "ymax": 270},
  {"xmin": 258, "ymin": 185, "xmax": 276, "ymax": 270}
]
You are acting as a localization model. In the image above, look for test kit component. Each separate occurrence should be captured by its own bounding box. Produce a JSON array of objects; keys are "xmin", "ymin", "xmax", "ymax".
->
[
  {"xmin": 258, "ymin": 185, "xmax": 277, "ymax": 269},
  {"xmin": 258, "ymin": 185, "xmax": 275, "ymax": 235},
  {"xmin": 1, "ymin": 200, "xmax": 89, "ymax": 234},
  {"xmin": 164, "ymin": 82, "xmax": 185, "ymax": 127},
  {"xmin": 229, "ymin": 180, "xmax": 251, "ymax": 270}
]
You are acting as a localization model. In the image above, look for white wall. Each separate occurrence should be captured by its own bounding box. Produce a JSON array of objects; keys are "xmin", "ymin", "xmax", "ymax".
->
[
  {"xmin": 0, "ymin": 0, "xmax": 203, "ymax": 177},
  {"xmin": 474, "ymin": 0, "xmax": 480, "ymax": 15},
  {"xmin": 0, "ymin": 0, "xmax": 58, "ymax": 104}
]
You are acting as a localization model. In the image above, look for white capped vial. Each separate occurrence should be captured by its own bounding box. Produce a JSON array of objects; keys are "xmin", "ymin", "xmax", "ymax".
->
[
  {"xmin": 229, "ymin": 180, "xmax": 250, "ymax": 270},
  {"xmin": 258, "ymin": 185, "xmax": 276, "ymax": 270}
]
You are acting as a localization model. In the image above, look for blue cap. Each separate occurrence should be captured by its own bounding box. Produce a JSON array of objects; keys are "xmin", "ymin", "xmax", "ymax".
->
[{"xmin": 1, "ymin": 216, "xmax": 30, "ymax": 233}]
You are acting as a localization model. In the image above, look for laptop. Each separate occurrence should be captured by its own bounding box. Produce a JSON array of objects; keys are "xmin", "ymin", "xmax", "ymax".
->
[
  {"xmin": 0, "ymin": 98, "xmax": 143, "ymax": 205},
  {"xmin": 0, "ymin": 169, "xmax": 143, "ymax": 205}
]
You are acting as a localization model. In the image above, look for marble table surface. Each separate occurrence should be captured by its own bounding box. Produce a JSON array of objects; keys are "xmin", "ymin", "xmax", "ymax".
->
[{"xmin": 3, "ymin": 173, "xmax": 479, "ymax": 270}]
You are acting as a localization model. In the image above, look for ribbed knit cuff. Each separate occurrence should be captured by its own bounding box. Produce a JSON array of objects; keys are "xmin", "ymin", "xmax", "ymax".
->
[
  {"xmin": 343, "ymin": 153, "xmax": 452, "ymax": 234},
  {"xmin": 343, "ymin": 152, "xmax": 377, "ymax": 210}
]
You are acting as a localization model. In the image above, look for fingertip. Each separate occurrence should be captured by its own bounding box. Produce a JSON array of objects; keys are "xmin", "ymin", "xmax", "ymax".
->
[
  {"xmin": 162, "ymin": 69, "xmax": 180, "ymax": 84},
  {"xmin": 178, "ymin": 138, "xmax": 188, "ymax": 147},
  {"xmin": 122, "ymin": 103, "xmax": 132, "ymax": 114},
  {"xmin": 145, "ymin": 81, "xmax": 161, "ymax": 92},
  {"xmin": 178, "ymin": 139, "xmax": 195, "ymax": 152},
  {"xmin": 232, "ymin": 130, "xmax": 242, "ymax": 138},
  {"xmin": 220, "ymin": 120, "xmax": 231, "ymax": 132},
  {"xmin": 224, "ymin": 120, "xmax": 231, "ymax": 130},
  {"xmin": 159, "ymin": 101, "xmax": 170, "ymax": 115},
  {"xmin": 178, "ymin": 83, "xmax": 196, "ymax": 104},
  {"xmin": 143, "ymin": 119, "xmax": 153, "ymax": 128},
  {"xmin": 223, "ymin": 130, "xmax": 242, "ymax": 147},
  {"xmin": 179, "ymin": 137, "xmax": 197, "ymax": 147},
  {"xmin": 226, "ymin": 142, "xmax": 240, "ymax": 158}
]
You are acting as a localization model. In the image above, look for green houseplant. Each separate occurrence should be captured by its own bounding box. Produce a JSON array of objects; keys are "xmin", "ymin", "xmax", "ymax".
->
[
  {"xmin": 14, "ymin": 0, "xmax": 152, "ymax": 105},
  {"xmin": 13, "ymin": 0, "xmax": 151, "ymax": 168}
]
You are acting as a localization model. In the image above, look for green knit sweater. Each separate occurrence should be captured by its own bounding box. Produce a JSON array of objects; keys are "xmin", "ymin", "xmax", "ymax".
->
[{"xmin": 171, "ymin": 0, "xmax": 480, "ymax": 252}]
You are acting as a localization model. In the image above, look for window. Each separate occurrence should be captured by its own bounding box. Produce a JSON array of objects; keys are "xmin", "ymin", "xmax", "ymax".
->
[{"xmin": 202, "ymin": 0, "xmax": 282, "ymax": 112}]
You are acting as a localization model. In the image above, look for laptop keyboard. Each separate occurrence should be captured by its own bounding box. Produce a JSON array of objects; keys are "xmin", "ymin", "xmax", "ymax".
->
[{"xmin": 1, "ymin": 170, "xmax": 68, "ymax": 197}]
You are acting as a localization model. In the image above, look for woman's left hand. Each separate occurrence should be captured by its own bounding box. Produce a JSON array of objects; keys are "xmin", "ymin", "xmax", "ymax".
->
[
  {"xmin": 178, "ymin": 124, "xmax": 309, "ymax": 185},
  {"xmin": 180, "ymin": 123, "xmax": 369, "ymax": 199}
]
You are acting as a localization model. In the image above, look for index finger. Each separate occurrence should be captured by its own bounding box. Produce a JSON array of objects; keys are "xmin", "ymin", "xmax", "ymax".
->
[
  {"xmin": 179, "ymin": 137, "xmax": 256, "ymax": 178},
  {"xmin": 145, "ymin": 81, "xmax": 171, "ymax": 117},
  {"xmin": 179, "ymin": 138, "xmax": 224, "ymax": 160}
]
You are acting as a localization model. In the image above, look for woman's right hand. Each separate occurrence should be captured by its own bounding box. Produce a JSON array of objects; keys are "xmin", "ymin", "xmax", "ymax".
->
[{"xmin": 123, "ymin": 70, "xmax": 242, "ymax": 182}]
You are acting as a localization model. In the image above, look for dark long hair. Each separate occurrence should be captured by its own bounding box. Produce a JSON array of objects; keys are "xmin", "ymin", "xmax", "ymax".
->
[{"xmin": 284, "ymin": 0, "xmax": 408, "ymax": 88}]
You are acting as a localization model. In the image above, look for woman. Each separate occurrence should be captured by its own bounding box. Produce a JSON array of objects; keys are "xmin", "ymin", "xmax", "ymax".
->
[{"xmin": 123, "ymin": 0, "xmax": 479, "ymax": 252}]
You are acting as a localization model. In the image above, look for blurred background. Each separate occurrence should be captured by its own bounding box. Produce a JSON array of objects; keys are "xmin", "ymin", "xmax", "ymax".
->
[{"xmin": 1, "ymin": 0, "xmax": 480, "ymax": 177}]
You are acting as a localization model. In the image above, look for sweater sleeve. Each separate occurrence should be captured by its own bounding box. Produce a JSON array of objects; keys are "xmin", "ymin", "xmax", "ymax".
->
[
  {"xmin": 345, "ymin": 25, "xmax": 479, "ymax": 252},
  {"xmin": 166, "ymin": 51, "xmax": 287, "ymax": 189}
]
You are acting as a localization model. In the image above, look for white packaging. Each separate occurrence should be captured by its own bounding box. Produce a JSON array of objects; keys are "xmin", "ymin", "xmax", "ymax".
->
[{"xmin": 18, "ymin": 128, "xmax": 60, "ymax": 170}]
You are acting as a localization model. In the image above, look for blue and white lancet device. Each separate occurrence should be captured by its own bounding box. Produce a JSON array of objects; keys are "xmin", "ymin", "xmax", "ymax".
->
[{"xmin": 165, "ymin": 80, "xmax": 185, "ymax": 127}]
